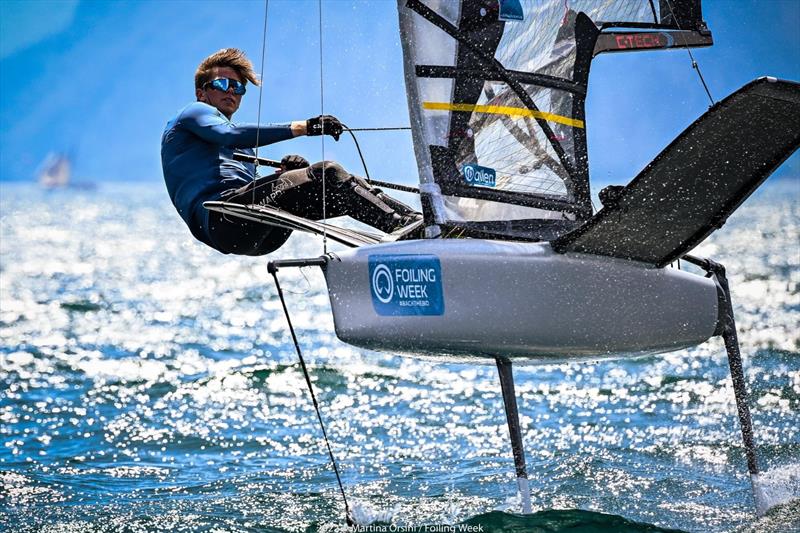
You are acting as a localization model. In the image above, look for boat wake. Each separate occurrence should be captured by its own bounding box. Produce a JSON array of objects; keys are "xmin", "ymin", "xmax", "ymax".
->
[
  {"xmin": 753, "ymin": 463, "xmax": 800, "ymax": 516},
  {"xmin": 738, "ymin": 498, "xmax": 800, "ymax": 533},
  {"xmin": 349, "ymin": 499, "xmax": 400, "ymax": 527}
]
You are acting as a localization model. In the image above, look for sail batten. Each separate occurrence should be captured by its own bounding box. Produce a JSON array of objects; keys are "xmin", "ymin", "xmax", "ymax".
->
[
  {"xmin": 415, "ymin": 65, "xmax": 587, "ymax": 95},
  {"xmin": 422, "ymin": 102, "xmax": 585, "ymax": 128},
  {"xmin": 399, "ymin": 0, "xmax": 712, "ymax": 240}
]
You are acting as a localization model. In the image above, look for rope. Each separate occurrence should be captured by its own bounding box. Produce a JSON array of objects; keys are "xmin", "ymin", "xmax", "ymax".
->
[
  {"xmin": 664, "ymin": 0, "xmax": 715, "ymax": 106},
  {"xmin": 271, "ymin": 268, "xmax": 353, "ymax": 527},
  {"xmin": 318, "ymin": 0, "xmax": 327, "ymax": 254},
  {"xmin": 341, "ymin": 126, "xmax": 418, "ymax": 192},
  {"xmin": 217, "ymin": 124, "xmax": 419, "ymax": 205},
  {"xmin": 252, "ymin": 0, "xmax": 270, "ymax": 205},
  {"xmin": 346, "ymin": 126, "xmax": 411, "ymax": 131},
  {"xmin": 224, "ymin": 0, "xmax": 415, "ymax": 220},
  {"xmin": 343, "ymin": 127, "xmax": 371, "ymax": 182},
  {"xmin": 689, "ymin": 51, "xmax": 715, "ymax": 107},
  {"xmin": 221, "ymin": 0, "xmax": 270, "ymax": 222}
]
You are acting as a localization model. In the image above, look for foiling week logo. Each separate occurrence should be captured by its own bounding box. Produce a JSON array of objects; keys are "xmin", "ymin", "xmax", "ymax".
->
[
  {"xmin": 368, "ymin": 255, "xmax": 444, "ymax": 316},
  {"xmin": 371, "ymin": 263, "xmax": 394, "ymax": 303}
]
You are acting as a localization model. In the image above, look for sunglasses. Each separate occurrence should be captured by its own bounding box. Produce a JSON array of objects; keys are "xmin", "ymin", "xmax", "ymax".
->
[{"xmin": 204, "ymin": 78, "xmax": 246, "ymax": 95}]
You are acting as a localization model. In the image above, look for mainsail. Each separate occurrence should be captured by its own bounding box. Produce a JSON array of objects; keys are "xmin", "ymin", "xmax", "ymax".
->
[
  {"xmin": 398, "ymin": 0, "xmax": 712, "ymax": 240},
  {"xmin": 38, "ymin": 153, "xmax": 72, "ymax": 189}
]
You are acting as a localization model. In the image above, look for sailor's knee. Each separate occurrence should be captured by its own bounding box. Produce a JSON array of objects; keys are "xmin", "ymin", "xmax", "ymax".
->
[{"xmin": 308, "ymin": 161, "xmax": 348, "ymax": 183}]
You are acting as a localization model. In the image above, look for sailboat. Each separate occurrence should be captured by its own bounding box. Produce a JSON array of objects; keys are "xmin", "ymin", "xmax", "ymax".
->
[
  {"xmin": 205, "ymin": 0, "xmax": 800, "ymax": 518},
  {"xmin": 36, "ymin": 152, "xmax": 95, "ymax": 190},
  {"xmin": 37, "ymin": 153, "xmax": 72, "ymax": 189}
]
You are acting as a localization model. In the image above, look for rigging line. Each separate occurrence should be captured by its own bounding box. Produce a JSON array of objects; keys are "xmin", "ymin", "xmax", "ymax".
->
[
  {"xmin": 253, "ymin": 0, "xmax": 271, "ymax": 205},
  {"xmin": 647, "ymin": 0, "xmax": 658, "ymax": 22},
  {"xmin": 220, "ymin": 120, "xmax": 412, "ymax": 203},
  {"xmin": 222, "ymin": 0, "xmax": 270, "ymax": 223},
  {"xmin": 343, "ymin": 126, "xmax": 371, "ymax": 182},
  {"xmin": 270, "ymin": 269, "xmax": 353, "ymax": 527},
  {"xmin": 342, "ymin": 126, "xmax": 419, "ymax": 193},
  {"xmin": 346, "ymin": 126, "xmax": 412, "ymax": 131},
  {"xmin": 223, "ymin": 155, "xmax": 419, "ymax": 194},
  {"xmin": 664, "ymin": 0, "xmax": 715, "ymax": 106},
  {"xmin": 318, "ymin": 0, "xmax": 327, "ymax": 254}
]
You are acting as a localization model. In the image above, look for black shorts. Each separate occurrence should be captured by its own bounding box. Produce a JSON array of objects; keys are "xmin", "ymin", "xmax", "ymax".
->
[
  {"xmin": 206, "ymin": 209, "xmax": 292, "ymax": 256},
  {"xmin": 204, "ymin": 161, "xmax": 399, "ymax": 256}
]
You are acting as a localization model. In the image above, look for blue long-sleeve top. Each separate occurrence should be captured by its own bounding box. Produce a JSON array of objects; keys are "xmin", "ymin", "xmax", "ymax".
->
[{"xmin": 161, "ymin": 101, "xmax": 294, "ymax": 245}]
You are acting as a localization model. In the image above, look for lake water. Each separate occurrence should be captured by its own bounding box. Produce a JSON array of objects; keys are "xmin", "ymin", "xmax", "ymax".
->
[{"xmin": 1, "ymin": 181, "xmax": 798, "ymax": 532}]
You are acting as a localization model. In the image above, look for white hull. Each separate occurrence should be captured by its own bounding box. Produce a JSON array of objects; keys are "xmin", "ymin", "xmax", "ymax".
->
[{"xmin": 324, "ymin": 240, "xmax": 720, "ymax": 363}]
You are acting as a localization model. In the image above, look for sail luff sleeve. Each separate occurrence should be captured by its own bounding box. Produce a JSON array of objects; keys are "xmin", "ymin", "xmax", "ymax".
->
[{"xmin": 398, "ymin": 0, "xmax": 450, "ymax": 226}]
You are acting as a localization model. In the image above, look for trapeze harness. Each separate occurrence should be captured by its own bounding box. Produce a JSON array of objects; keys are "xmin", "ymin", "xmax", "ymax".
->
[{"xmin": 161, "ymin": 102, "xmax": 403, "ymax": 255}]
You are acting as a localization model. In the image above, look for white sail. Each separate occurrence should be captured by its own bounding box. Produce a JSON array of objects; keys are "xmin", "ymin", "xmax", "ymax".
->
[
  {"xmin": 38, "ymin": 153, "xmax": 72, "ymax": 189},
  {"xmin": 398, "ymin": 0, "xmax": 712, "ymax": 239}
]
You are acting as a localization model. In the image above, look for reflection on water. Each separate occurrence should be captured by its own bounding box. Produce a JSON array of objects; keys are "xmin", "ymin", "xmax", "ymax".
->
[{"xmin": 0, "ymin": 181, "xmax": 798, "ymax": 532}]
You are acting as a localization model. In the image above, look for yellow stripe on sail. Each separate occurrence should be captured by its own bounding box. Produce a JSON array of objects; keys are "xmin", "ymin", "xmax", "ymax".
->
[{"xmin": 422, "ymin": 101, "xmax": 585, "ymax": 129}]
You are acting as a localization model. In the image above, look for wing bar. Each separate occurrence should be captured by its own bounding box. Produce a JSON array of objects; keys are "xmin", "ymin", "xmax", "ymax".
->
[{"xmin": 553, "ymin": 78, "xmax": 800, "ymax": 266}]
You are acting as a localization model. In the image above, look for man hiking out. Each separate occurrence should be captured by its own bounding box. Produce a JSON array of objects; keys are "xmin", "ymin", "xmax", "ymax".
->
[{"xmin": 161, "ymin": 47, "xmax": 419, "ymax": 255}]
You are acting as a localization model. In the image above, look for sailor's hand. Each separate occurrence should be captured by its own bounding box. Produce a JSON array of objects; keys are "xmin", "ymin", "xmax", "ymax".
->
[
  {"xmin": 280, "ymin": 154, "xmax": 310, "ymax": 171},
  {"xmin": 306, "ymin": 115, "xmax": 343, "ymax": 141}
]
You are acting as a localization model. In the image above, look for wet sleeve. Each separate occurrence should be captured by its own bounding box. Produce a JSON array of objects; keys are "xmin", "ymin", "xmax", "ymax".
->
[{"xmin": 178, "ymin": 102, "xmax": 294, "ymax": 148}]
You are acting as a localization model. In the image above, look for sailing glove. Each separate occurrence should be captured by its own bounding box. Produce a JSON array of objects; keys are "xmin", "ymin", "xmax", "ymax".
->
[
  {"xmin": 280, "ymin": 154, "xmax": 310, "ymax": 171},
  {"xmin": 306, "ymin": 115, "xmax": 343, "ymax": 141}
]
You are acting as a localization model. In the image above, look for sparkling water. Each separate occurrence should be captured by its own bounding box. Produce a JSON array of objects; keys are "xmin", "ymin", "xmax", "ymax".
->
[{"xmin": 0, "ymin": 181, "xmax": 798, "ymax": 532}]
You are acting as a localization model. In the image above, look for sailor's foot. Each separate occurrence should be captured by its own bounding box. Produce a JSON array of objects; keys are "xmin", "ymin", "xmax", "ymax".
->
[
  {"xmin": 387, "ymin": 211, "xmax": 423, "ymax": 233},
  {"xmin": 346, "ymin": 174, "xmax": 423, "ymax": 233},
  {"xmin": 371, "ymin": 188, "xmax": 418, "ymax": 218},
  {"xmin": 371, "ymin": 187, "xmax": 422, "ymax": 233}
]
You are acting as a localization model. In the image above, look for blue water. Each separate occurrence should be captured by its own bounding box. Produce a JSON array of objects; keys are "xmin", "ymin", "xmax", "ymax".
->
[{"xmin": 0, "ymin": 181, "xmax": 798, "ymax": 532}]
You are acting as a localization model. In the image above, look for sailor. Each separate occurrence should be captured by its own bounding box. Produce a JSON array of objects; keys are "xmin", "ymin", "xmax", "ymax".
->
[{"xmin": 161, "ymin": 48, "xmax": 419, "ymax": 255}]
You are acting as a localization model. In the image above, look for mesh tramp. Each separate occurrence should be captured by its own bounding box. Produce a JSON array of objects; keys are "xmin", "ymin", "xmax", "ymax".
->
[{"xmin": 554, "ymin": 78, "xmax": 800, "ymax": 266}]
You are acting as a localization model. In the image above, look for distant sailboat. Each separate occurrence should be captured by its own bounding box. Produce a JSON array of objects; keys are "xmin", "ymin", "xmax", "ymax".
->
[
  {"xmin": 37, "ymin": 152, "xmax": 95, "ymax": 190},
  {"xmin": 38, "ymin": 153, "xmax": 71, "ymax": 189}
]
